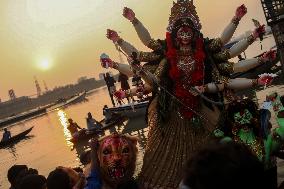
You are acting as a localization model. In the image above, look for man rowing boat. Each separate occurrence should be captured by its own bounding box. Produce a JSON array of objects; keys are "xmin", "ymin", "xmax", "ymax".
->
[{"xmin": 2, "ymin": 128, "xmax": 11, "ymax": 142}]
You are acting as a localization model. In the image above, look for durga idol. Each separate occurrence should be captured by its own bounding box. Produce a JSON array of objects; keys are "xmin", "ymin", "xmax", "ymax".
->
[{"xmin": 102, "ymin": 0, "xmax": 276, "ymax": 188}]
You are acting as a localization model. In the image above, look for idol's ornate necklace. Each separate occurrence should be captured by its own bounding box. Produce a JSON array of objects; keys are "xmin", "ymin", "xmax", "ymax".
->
[{"xmin": 177, "ymin": 45, "xmax": 195, "ymax": 78}]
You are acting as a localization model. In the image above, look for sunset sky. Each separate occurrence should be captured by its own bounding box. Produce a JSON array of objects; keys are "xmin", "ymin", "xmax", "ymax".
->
[{"xmin": 0, "ymin": 0, "xmax": 275, "ymax": 101}]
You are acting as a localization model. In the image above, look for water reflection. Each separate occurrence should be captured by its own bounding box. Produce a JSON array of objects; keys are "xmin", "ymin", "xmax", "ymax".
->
[
  {"xmin": 57, "ymin": 109, "xmax": 73, "ymax": 147},
  {"xmin": 57, "ymin": 109, "xmax": 93, "ymax": 161},
  {"xmin": 72, "ymin": 143, "xmax": 89, "ymax": 163},
  {"xmin": 121, "ymin": 117, "xmax": 148, "ymax": 149},
  {"xmin": 7, "ymin": 145, "xmax": 17, "ymax": 159}
]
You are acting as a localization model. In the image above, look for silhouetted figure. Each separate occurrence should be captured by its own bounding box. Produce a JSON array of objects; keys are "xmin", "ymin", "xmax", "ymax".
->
[
  {"xmin": 8, "ymin": 165, "xmax": 28, "ymax": 189},
  {"xmin": 47, "ymin": 167, "xmax": 73, "ymax": 189},
  {"xmin": 119, "ymin": 72, "xmax": 134, "ymax": 103},
  {"xmin": 17, "ymin": 174, "xmax": 46, "ymax": 189},
  {"xmin": 47, "ymin": 166, "xmax": 85, "ymax": 189},
  {"xmin": 2, "ymin": 128, "xmax": 11, "ymax": 142},
  {"xmin": 86, "ymin": 112, "xmax": 101, "ymax": 130},
  {"xmin": 118, "ymin": 72, "xmax": 130, "ymax": 91},
  {"xmin": 7, "ymin": 165, "xmax": 39, "ymax": 189},
  {"xmin": 104, "ymin": 72, "xmax": 116, "ymax": 106},
  {"xmin": 181, "ymin": 141, "xmax": 266, "ymax": 189},
  {"xmin": 103, "ymin": 105, "xmax": 112, "ymax": 124},
  {"xmin": 67, "ymin": 119, "xmax": 82, "ymax": 138}
]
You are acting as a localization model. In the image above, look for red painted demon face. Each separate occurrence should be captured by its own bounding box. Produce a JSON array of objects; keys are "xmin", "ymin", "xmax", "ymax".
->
[
  {"xmin": 176, "ymin": 26, "xmax": 193, "ymax": 45},
  {"xmin": 98, "ymin": 134, "xmax": 137, "ymax": 185}
]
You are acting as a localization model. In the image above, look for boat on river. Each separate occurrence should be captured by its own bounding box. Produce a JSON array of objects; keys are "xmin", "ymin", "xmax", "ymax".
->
[
  {"xmin": 105, "ymin": 101, "xmax": 149, "ymax": 118},
  {"xmin": 47, "ymin": 91, "xmax": 87, "ymax": 111},
  {"xmin": 70, "ymin": 115, "xmax": 128, "ymax": 144},
  {"xmin": 0, "ymin": 92, "xmax": 87, "ymax": 128},
  {"xmin": 0, "ymin": 107, "xmax": 47, "ymax": 128},
  {"xmin": 0, "ymin": 127, "xmax": 33, "ymax": 148}
]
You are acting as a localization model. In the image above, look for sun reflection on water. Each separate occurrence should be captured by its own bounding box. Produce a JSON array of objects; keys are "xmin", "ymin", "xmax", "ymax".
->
[{"xmin": 57, "ymin": 109, "xmax": 73, "ymax": 147}]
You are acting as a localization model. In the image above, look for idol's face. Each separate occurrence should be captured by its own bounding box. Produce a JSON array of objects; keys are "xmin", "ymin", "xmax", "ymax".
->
[{"xmin": 176, "ymin": 26, "xmax": 193, "ymax": 45}]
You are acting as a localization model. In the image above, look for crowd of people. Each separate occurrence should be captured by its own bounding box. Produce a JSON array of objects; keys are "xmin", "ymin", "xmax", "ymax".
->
[
  {"xmin": 4, "ymin": 0, "xmax": 284, "ymax": 188},
  {"xmin": 102, "ymin": 69, "xmax": 145, "ymax": 107},
  {"xmin": 5, "ymin": 92, "xmax": 284, "ymax": 189},
  {"xmin": 7, "ymin": 138, "xmax": 283, "ymax": 189}
]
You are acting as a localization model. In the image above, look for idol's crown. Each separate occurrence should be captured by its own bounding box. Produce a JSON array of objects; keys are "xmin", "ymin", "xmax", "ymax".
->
[{"xmin": 168, "ymin": 0, "xmax": 201, "ymax": 32}]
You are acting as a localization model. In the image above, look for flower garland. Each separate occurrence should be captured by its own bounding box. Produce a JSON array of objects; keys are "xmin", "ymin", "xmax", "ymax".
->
[{"xmin": 166, "ymin": 32, "xmax": 205, "ymax": 118}]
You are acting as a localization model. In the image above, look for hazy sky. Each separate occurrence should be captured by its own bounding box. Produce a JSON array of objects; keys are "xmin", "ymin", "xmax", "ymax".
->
[{"xmin": 0, "ymin": 0, "xmax": 275, "ymax": 101}]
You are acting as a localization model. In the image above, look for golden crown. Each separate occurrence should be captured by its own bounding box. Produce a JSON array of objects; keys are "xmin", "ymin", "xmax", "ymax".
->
[{"xmin": 167, "ymin": 0, "xmax": 202, "ymax": 32}]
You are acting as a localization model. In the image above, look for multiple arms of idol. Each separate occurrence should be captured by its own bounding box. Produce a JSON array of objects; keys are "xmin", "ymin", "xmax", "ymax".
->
[{"xmin": 105, "ymin": 5, "xmax": 275, "ymax": 98}]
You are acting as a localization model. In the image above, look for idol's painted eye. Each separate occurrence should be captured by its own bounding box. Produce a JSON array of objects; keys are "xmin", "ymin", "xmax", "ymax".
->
[
  {"xmin": 122, "ymin": 147, "xmax": 130, "ymax": 153},
  {"xmin": 103, "ymin": 149, "xmax": 111, "ymax": 155}
]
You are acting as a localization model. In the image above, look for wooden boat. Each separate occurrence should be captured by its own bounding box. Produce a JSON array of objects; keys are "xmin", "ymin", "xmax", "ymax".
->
[
  {"xmin": 0, "ymin": 106, "xmax": 47, "ymax": 128},
  {"xmin": 0, "ymin": 127, "xmax": 33, "ymax": 148},
  {"xmin": 70, "ymin": 115, "xmax": 128, "ymax": 144},
  {"xmin": 47, "ymin": 91, "xmax": 87, "ymax": 112},
  {"xmin": 66, "ymin": 91, "xmax": 87, "ymax": 105},
  {"xmin": 105, "ymin": 101, "xmax": 149, "ymax": 118}
]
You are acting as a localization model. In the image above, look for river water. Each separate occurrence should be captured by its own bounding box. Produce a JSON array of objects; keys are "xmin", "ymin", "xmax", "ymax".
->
[
  {"xmin": 2, "ymin": 85, "xmax": 284, "ymax": 188},
  {"xmin": 0, "ymin": 86, "xmax": 148, "ymax": 188}
]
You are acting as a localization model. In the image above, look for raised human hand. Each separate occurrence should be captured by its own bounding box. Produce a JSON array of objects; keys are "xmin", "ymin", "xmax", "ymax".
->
[
  {"xmin": 123, "ymin": 7, "xmax": 135, "ymax": 22},
  {"xmin": 89, "ymin": 137, "xmax": 100, "ymax": 168},
  {"xmin": 235, "ymin": 4, "xmax": 247, "ymax": 19},
  {"xmin": 89, "ymin": 137, "xmax": 99, "ymax": 153},
  {"xmin": 253, "ymin": 24, "xmax": 266, "ymax": 40},
  {"xmin": 261, "ymin": 50, "xmax": 277, "ymax": 62},
  {"xmin": 106, "ymin": 29, "xmax": 120, "ymax": 43}
]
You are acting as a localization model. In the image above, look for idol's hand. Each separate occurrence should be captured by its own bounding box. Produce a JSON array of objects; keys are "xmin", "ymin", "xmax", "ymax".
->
[
  {"xmin": 253, "ymin": 24, "xmax": 266, "ymax": 40},
  {"xmin": 195, "ymin": 86, "xmax": 205, "ymax": 93},
  {"xmin": 189, "ymin": 86, "xmax": 203, "ymax": 96},
  {"xmin": 261, "ymin": 50, "xmax": 277, "ymax": 62},
  {"xmin": 235, "ymin": 4, "xmax": 247, "ymax": 20},
  {"xmin": 191, "ymin": 86, "xmax": 205, "ymax": 96},
  {"xmin": 258, "ymin": 75, "xmax": 274, "ymax": 86},
  {"xmin": 123, "ymin": 7, "xmax": 136, "ymax": 22},
  {"xmin": 106, "ymin": 29, "xmax": 120, "ymax": 43}
]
